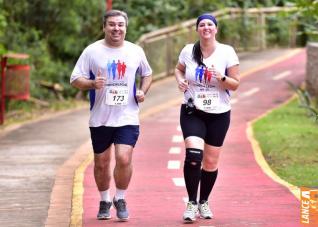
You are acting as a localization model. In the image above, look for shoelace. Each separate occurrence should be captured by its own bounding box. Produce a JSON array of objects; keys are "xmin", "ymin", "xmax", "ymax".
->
[
  {"xmin": 116, "ymin": 200, "xmax": 126, "ymax": 211},
  {"xmin": 100, "ymin": 202, "xmax": 111, "ymax": 211},
  {"xmin": 187, "ymin": 203, "xmax": 196, "ymax": 211},
  {"xmin": 200, "ymin": 203, "xmax": 210, "ymax": 212}
]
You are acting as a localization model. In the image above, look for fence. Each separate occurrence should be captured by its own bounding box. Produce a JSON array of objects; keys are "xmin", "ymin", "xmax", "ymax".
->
[{"xmin": 137, "ymin": 7, "xmax": 298, "ymax": 80}]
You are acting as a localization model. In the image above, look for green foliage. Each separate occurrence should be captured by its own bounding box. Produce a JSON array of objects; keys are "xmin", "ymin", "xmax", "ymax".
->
[
  {"xmin": 0, "ymin": 0, "xmax": 7, "ymax": 54},
  {"xmin": 1, "ymin": 0, "xmax": 105, "ymax": 101},
  {"xmin": 218, "ymin": 16, "xmax": 261, "ymax": 50},
  {"xmin": 266, "ymin": 14, "xmax": 293, "ymax": 47},
  {"xmin": 0, "ymin": 0, "xmax": 303, "ymax": 114},
  {"xmin": 287, "ymin": 81, "xmax": 318, "ymax": 122},
  {"xmin": 295, "ymin": 0, "xmax": 318, "ymax": 41},
  {"xmin": 112, "ymin": 0, "xmax": 189, "ymax": 42}
]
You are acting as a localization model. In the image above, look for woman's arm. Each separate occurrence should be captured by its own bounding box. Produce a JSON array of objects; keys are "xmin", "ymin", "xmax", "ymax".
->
[
  {"xmin": 214, "ymin": 64, "xmax": 240, "ymax": 91},
  {"xmin": 175, "ymin": 63, "xmax": 189, "ymax": 92}
]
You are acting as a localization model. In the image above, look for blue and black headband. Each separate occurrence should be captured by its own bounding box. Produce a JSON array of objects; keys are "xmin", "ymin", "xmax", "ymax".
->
[{"xmin": 196, "ymin": 14, "xmax": 218, "ymax": 29}]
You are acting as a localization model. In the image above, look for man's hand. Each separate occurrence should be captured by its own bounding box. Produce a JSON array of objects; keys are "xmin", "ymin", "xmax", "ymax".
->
[
  {"xmin": 93, "ymin": 68, "xmax": 106, "ymax": 89},
  {"xmin": 136, "ymin": 89, "xmax": 145, "ymax": 103}
]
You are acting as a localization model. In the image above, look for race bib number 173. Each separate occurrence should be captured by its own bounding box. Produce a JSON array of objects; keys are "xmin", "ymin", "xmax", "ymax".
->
[{"xmin": 105, "ymin": 87, "xmax": 129, "ymax": 106}]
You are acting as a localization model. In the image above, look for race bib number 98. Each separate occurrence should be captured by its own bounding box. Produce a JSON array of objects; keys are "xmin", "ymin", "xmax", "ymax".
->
[
  {"xmin": 105, "ymin": 87, "xmax": 129, "ymax": 106},
  {"xmin": 194, "ymin": 90, "xmax": 220, "ymax": 111}
]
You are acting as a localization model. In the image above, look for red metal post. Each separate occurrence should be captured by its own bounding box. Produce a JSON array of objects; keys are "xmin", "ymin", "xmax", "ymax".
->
[
  {"xmin": 0, "ymin": 57, "xmax": 7, "ymax": 124},
  {"xmin": 106, "ymin": 0, "xmax": 112, "ymax": 11},
  {"xmin": 0, "ymin": 53, "xmax": 29, "ymax": 124}
]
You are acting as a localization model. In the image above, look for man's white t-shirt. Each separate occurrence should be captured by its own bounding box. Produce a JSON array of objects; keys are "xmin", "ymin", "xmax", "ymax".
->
[
  {"xmin": 70, "ymin": 40, "xmax": 152, "ymax": 127},
  {"xmin": 178, "ymin": 43, "xmax": 239, "ymax": 114}
]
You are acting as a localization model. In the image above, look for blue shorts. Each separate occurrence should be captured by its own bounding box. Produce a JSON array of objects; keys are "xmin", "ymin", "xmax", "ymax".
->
[{"xmin": 89, "ymin": 125, "xmax": 140, "ymax": 154}]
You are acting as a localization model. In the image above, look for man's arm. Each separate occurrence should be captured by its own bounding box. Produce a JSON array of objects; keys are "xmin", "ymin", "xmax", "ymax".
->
[
  {"xmin": 71, "ymin": 77, "xmax": 95, "ymax": 90},
  {"xmin": 71, "ymin": 72, "xmax": 106, "ymax": 91},
  {"xmin": 136, "ymin": 75, "xmax": 152, "ymax": 103}
]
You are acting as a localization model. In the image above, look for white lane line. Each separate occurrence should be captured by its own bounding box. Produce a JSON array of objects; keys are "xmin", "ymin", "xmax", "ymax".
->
[
  {"xmin": 230, "ymin": 98, "xmax": 238, "ymax": 104},
  {"xmin": 173, "ymin": 178, "xmax": 185, "ymax": 187},
  {"xmin": 177, "ymin": 125, "xmax": 181, "ymax": 131},
  {"xmin": 241, "ymin": 87, "xmax": 260, "ymax": 98},
  {"xmin": 183, "ymin": 197, "xmax": 188, "ymax": 204},
  {"xmin": 169, "ymin": 147, "xmax": 181, "ymax": 154},
  {"xmin": 273, "ymin": 70, "xmax": 291, "ymax": 80},
  {"xmin": 168, "ymin": 160, "xmax": 181, "ymax": 169},
  {"xmin": 172, "ymin": 135, "xmax": 183, "ymax": 143}
]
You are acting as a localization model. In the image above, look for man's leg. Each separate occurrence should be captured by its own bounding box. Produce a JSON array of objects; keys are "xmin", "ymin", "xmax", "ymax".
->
[
  {"xmin": 114, "ymin": 144, "xmax": 133, "ymax": 194},
  {"xmin": 94, "ymin": 146, "xmax": 112, "ymax": 191},
  {"xmin": 113, "ymin": 144, "xmax": 133, "ymax": 221},
  {"xmin": 94, "ymin": 146, "xmax": 112, "ymax": 220}
]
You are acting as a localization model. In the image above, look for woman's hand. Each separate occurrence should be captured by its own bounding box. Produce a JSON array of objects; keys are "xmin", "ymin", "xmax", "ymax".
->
[
  {"xmin": 209, "ymin": 65, "xmax": 222, "ymax": 81},
  {"xmin": 175, "ymin": 63, "xmax": 188, "ymax": 92},
  {"xmin": 178, "ymin": 78, "xmax": 189, "ymax": 92}
]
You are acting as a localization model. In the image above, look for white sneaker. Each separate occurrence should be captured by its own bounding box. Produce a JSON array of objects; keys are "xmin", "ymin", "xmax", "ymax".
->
[
  {"xmin": 183, "ymin": 201, "xmax": 198, "ymax": 222},
  {"xmin": 198, "ymin": 200, "xmax": 213, "ymax": 219}
]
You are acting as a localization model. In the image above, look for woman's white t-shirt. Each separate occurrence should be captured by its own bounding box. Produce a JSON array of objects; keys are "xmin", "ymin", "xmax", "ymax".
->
[
  {"xmin": 70, "ymin": 40, "xmax": 152, "ymax": 127},
  {"xmin": 178, "ymin": 43, "xmax": 239, "ymax": 114}
]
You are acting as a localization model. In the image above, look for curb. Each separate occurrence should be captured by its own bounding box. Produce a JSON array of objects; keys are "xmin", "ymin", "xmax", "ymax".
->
[{"xmin": 246, "ymin": 95, "xmax": 300, "ymax": 201}]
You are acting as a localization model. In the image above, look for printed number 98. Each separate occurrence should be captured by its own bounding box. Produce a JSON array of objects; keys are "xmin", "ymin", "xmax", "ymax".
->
[{"xmin": 203, "ymin": 99, "xmax": 211, "ymax": 105}]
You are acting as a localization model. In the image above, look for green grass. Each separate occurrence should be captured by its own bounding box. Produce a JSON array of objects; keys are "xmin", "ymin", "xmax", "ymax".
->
[{"xmin": 253, "ymin": 97, "xmax": 318, "ymax": 187}]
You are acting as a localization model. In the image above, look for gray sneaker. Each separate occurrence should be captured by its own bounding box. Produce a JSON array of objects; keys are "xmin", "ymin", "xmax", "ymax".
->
[
  {"xmin": 198, "ymin": 200, "xmax": 213, "ymax": 219},
  {"xmin": 113, "ymin": 198, "xmax": 129, "ymax": 221},
  {"xmin": 183, "ymin": 201, "xmax": 198, "ymax": 222},
  {"xmin": 97, "ymin": 201, "xmax": 112, "ymax": 220}
]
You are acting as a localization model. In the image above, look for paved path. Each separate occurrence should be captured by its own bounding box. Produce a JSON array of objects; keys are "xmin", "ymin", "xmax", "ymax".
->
[
  {"xmin": 79, "ymin": 49, "xmax": 305, "ymax": 227},
  {"xmin": 0, "ymin": 48, "xmax": 305, "ymax": 227}
]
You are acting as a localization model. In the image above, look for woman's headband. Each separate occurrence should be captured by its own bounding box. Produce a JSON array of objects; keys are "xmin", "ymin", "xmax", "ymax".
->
[{"xmin": 196, "ymin": 14, "xmax": 218, "ymax": 29}]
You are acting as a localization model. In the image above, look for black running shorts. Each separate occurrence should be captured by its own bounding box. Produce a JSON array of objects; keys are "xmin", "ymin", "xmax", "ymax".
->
[{"xmin": 180, "ymin": 104, "xmax": 230, "ymax": 147}]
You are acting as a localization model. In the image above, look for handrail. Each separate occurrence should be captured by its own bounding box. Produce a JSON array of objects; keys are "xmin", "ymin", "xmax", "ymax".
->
[
  {"xmin": 136, "ymin": 6, "xmax": 298, "ymax": 80},
  {"xmin": 137, "ymin": 6, "xmax": 297, "ymax": 45}
]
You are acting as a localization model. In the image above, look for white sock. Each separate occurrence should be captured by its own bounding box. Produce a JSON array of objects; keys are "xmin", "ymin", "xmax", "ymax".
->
[
  {"xmin": 100, "ymin": 189, "xmax": 111, "ymax": 202},
  {"xmin": 114, "ymin": 188, "xmax": 126, "ymax": 201}
]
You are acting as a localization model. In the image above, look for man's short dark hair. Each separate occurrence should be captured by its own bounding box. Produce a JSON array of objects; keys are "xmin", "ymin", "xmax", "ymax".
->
[{"xmin": 103, "ymin": 10, "xmax": 128, "ymax": 27}]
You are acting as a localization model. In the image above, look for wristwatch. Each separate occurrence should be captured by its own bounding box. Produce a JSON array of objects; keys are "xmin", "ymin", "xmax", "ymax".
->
[{"xmin": 221, "ymin": 76, "xmax": 226, "ymax": 82}]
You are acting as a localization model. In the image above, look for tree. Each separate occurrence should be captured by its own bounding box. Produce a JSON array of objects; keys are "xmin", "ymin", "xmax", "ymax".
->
[{"xmin": 295, "ymin": 0, "xmax": 318, "ymax": 41}]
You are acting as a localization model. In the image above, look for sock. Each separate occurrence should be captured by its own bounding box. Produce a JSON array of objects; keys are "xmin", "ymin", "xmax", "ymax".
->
[
  {"xmin": 184, "ymin": 160, "xmax": 201, "ymax": 203},
  {"xmin": 114, "ymin": 188, "xmax": 126, "ymax": 201},
  {"xmin": 100, "ymin": 189, "xmax": 111, "ymax": 202},
  {"xmin": 199, "ymin": 169, "xmax": 218, "ymax": 203}
]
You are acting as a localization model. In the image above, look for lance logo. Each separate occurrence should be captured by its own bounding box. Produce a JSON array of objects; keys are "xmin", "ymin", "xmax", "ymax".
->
[{"xmin": 300, "ymin": 187, "xmax": 318, "ymax": 225}]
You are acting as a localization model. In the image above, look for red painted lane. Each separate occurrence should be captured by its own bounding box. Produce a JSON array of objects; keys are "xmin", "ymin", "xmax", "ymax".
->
[
  {"xmin": 82, "ymin": 50, "xmax": 306, "ymax": 226},
  {"xmin": 83, "ymin": 107, "xmax": 199, "ymax": 226}
]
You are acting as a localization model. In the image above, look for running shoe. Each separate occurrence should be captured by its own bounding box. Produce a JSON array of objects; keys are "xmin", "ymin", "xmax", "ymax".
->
[
  {"xmin": 113, "ymin": 198, "xmax": 129, "ymax": 221},
  {"xmin": 183, "ymin": 201, "xmax": 198, "ymax": 222},
  {"xmin": 97, "ymin": 201, "xmax": 112, "ymax": 220},
  {"xmin": 198, "ymin": 200, "xmax": 213, "ymax": 219}
]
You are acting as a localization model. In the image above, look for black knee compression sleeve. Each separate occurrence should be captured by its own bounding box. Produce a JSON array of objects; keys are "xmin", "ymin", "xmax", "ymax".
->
[
  {"xmin": 185, "ymin": 148, "xmax": 203, "ymax": 167},
  {"xmin": 184, "ymin": 148, "xmax": 203, "ymax": 202}
]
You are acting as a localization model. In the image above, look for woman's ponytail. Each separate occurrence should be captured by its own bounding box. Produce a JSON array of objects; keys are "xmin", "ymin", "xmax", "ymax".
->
[{"xmin": 192, "ymin": 41, "xmax": 205, "ymax": 67}]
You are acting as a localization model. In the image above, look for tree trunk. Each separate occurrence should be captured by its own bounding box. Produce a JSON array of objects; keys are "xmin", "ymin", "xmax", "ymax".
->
[{"xmin": 306, "ymin": 42, "xmax": 318, "ymax": 98}]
